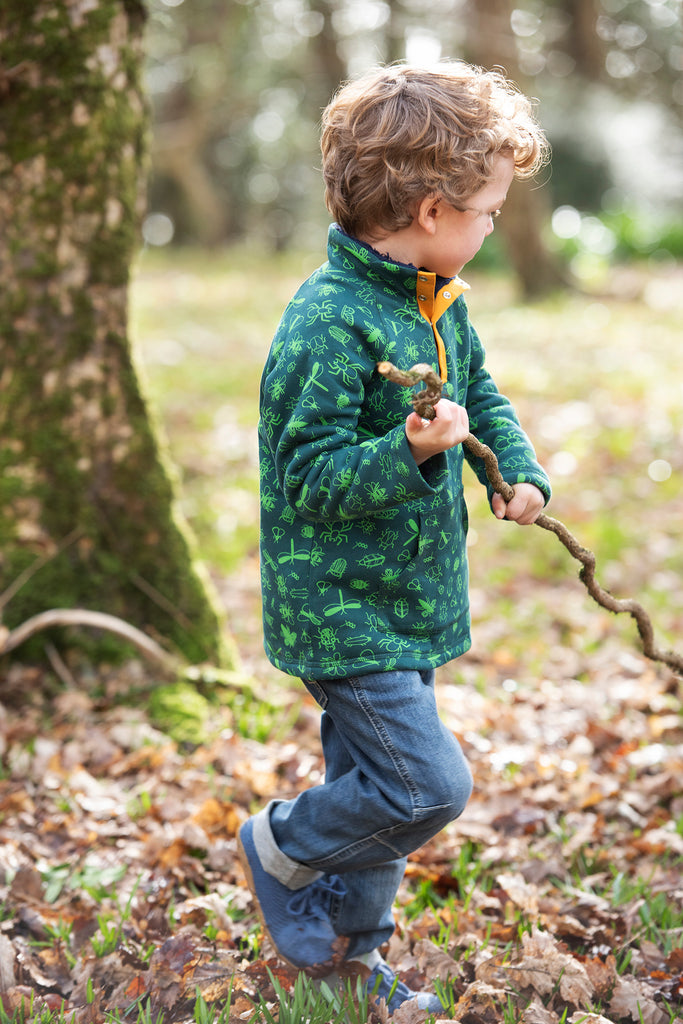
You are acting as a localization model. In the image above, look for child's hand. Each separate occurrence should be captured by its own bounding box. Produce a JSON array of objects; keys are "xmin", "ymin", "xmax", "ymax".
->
[
  {"xmin": 492, "ymin": 483, "xmax": 545, "ymax": 525},
  {"xmin": 406, "ymin": 399, "xmax": 469, "ymax": 466}
]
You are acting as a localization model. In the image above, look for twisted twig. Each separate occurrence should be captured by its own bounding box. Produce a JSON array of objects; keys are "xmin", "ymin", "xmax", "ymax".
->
[{"xmin": 377, "ymin": 360, "xmax": 683, "ymax": 676}]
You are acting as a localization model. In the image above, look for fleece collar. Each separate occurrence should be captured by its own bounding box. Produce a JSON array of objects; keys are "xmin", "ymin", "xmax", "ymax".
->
[{"xmin": 328, "ymin": 224, "xmax": 469, "ymax": 382}]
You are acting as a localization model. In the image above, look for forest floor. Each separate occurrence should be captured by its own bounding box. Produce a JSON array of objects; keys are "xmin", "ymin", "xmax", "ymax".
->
[{"xmin": 1, "ymin": 252, "xmax": 682, "ymax": 1023}]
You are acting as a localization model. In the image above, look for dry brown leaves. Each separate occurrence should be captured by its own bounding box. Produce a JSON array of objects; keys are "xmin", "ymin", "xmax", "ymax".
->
[{"xmin": 0, "ymin": 641, "xmax": 682, "ymax": 1023}]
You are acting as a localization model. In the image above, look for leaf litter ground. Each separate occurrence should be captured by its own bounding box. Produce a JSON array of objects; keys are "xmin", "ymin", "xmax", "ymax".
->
[
  {"xmin": 2, "ymin": 257, "xmax": 683, "ymax": 1022},
  {"xmin": 1, "ymin": 642, "xmax": 681, "ymax": 1023}
]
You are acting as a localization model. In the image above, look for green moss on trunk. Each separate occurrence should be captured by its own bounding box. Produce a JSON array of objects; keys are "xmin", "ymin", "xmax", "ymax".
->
[{"xmin": 0, "ymin": 1, "xmax": 227, "ymax": 665}]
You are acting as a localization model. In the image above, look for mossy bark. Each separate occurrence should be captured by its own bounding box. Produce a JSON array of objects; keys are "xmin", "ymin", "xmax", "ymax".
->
[{"xmin": 0, "ymin": 1, "xmax": 227, "ymax": 665}]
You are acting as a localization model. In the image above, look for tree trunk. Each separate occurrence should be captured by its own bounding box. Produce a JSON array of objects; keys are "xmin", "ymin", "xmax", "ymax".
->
[
  {"xmin": 153, "ymin": 114, "xmax": 230, "ymax": 246},
  {"xmin": 308, "ymin": 0, "xmax": 348, "ymax": 102},
  {"xmin": 0, "ymin": 0, "xmax": 226, "ymax": 665},
  {"xmin": 561, "ymin": 0, "xmax": 606, "ymax": 79},
  {"xmin": 465, "ymin": 0, "xmax": 567, "ymax": 297}
]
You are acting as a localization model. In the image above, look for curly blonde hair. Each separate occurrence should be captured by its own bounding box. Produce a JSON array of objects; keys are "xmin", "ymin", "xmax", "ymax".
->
[{"xmin": 321, "ymin": 61, "xmax": 549, "ymax": 238}]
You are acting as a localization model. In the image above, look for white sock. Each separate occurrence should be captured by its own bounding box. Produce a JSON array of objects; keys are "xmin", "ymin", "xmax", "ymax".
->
[{"xmin": 350, "ymin": 949, "xmax": 382, "ymax": 971}]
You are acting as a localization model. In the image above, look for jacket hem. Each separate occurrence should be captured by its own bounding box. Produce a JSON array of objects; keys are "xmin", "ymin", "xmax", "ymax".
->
[{"xmin": 264, "ymin": 637, "xmax": 473, "ymax": 680}]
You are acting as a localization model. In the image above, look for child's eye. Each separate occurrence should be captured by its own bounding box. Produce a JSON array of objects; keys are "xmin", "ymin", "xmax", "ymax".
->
[{"xmin": 491, "ymin": 209, "xmax": 501, "ymax": 220}]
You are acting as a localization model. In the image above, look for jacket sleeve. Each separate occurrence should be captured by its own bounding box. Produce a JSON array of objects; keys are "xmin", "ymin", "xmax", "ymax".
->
[
  {"xmin": 463, "ymin": 324, "xmax": 551, "ymax": 504},
  {"xmin": 260, "ymin": 313, "xmax": 443, "ymax": 523}
]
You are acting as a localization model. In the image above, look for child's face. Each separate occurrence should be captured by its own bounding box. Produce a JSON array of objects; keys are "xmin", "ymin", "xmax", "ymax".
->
[{"xmin": 423, "ymin": 153, "xmax": 515, "ymax": 278}]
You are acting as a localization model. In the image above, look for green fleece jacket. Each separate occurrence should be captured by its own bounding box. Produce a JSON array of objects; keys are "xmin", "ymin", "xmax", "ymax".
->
[{"xmin": 258, "ymin": 225, "xmax": 550, "ymax": 679}]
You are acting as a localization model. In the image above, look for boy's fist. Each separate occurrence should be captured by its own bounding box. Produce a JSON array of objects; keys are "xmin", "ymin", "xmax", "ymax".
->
[
  {"xmin": 492, "ymin": 483, "xmax": 544, "ymax": 525},
  {"xmin": 406, "ymin": 399, "xmax": 469, "ymax": 466}
]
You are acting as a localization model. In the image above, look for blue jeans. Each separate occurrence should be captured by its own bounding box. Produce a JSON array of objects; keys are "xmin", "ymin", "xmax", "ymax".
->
[{"xmin": 252, "ymin": 669, "xmax": 473, "ymax": 958}]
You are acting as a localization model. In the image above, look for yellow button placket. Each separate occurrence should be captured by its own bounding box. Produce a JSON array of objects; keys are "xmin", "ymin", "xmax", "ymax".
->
[{"xmin": 415, "ymin": 272, "xmax": 469, "ymax": 383}]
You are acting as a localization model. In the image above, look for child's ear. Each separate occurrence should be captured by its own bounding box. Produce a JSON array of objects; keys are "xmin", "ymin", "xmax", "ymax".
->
[{"xmin": 416, "ymin": 195, "xmax": 441, "ymax": 235}]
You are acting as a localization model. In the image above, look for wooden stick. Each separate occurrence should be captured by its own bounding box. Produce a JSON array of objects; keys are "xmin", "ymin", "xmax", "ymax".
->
[{"xmin": 378, "ymin": 360, "xmax": 683, "ymax": 676}]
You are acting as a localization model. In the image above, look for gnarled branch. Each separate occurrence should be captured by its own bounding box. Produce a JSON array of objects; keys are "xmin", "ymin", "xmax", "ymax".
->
[
  {"xmin": 378, "ymin": 360, "xmax": 683, "ymax": 676},
  {"xmin": 0, "ymin": 608, "xmax": 178, "ymax": 673}
]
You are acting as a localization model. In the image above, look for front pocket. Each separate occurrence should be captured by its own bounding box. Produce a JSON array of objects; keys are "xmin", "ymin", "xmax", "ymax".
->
[{"xmin": 380, "ymin": 497, "xmax": 468, "ymax": 634}]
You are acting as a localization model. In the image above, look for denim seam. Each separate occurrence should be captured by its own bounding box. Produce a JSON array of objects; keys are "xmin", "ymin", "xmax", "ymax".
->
[
  {"xmin": 304, "ymin": 812, "xmax": 455, "ymax": 870},
  {"xmin": 348, "ymin": 675, "xmax": 423, "ymax": 814}
]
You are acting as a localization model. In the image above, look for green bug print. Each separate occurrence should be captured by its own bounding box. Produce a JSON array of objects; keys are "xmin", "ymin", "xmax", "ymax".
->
[{"xmin": 258, "ymin": 225, "xmax": 551, "ymax": 679}]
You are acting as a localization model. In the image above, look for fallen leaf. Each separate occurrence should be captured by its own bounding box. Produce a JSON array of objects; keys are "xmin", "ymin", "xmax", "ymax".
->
[
  {"xmin": 568, "ymin": 1014, "xmax": 616, "ymax": 1024},
  {"xmin": 507, "ymin": 929, "xmax": 594, "ymax": 1007},
  {"xmin": 520, "ymin": 1001, "xmax": 560, "ymax": 1023},
  {"xmin": 453, "ymin": 980, "xmax": 510, "ymax": 1022},
  {"xmin": 391, "ymin": 997, "xmax": 432, "ymax": 1023},
  {"xmin": 577, "ymin": 954, "xmax": 618, "ymax": 1002},
  {"xmin": 414, "ymin": 938, "xmax": 462, "ymax": 982},
  {"xmin": 609, "ymin": 976, "xmax": 669, "ymax": 1024},
  {"xmin": 496, "ymin": 871, "xmax": 540, "ymax": 919},
  {"xmin": 192, "ymin": 796, "xmax": 240, "ymax": 837},
  {"xmin": 666, "ymin": 948, "xmax": 683, "ymax": 972}
]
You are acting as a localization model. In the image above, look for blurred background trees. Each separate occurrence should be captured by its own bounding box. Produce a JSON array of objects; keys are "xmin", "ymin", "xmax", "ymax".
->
[{"xmin": 142, "ymin": 0, "xmax": 683, "ymax": 287}]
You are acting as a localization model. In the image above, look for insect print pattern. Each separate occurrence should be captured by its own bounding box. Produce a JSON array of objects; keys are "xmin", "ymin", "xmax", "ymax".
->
[{"xmin": 257, "ymin": 226, "xmax": 551, "ymax": 680}]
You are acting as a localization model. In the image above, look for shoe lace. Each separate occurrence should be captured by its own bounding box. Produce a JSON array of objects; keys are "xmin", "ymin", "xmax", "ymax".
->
[{"xmin": 287, "ymin": 874, "xmax": 346, "ymax": 921}]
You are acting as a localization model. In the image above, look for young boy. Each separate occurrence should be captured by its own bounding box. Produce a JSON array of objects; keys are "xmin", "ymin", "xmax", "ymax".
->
[{"xmin": 238, "ymin": 61, "xmax": 551, "ymax": 1013}]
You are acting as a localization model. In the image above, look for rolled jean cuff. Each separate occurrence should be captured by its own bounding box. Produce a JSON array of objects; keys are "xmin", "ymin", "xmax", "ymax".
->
[{"xmin": 252, "ymin": 800, "xmax": 323, "ymax": 890}]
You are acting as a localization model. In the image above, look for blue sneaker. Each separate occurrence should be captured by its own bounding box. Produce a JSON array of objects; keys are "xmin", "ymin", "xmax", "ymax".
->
[
  {"xmin": 237, "ymin": 817, "xmax": 346, "ymax": 971},
  {"xmin": 365, "ymin": 958, "xmax": 444, "ymax": 1014}
]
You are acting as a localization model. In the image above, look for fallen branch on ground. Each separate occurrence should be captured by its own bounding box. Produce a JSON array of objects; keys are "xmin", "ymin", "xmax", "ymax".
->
[
  {"xmin": 378, "ymin": 360, "xmax": 683, "ymax": 677},
  {"xmin": 0, "ymin": 608, "xmax": 178, "ymax": 673}
]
